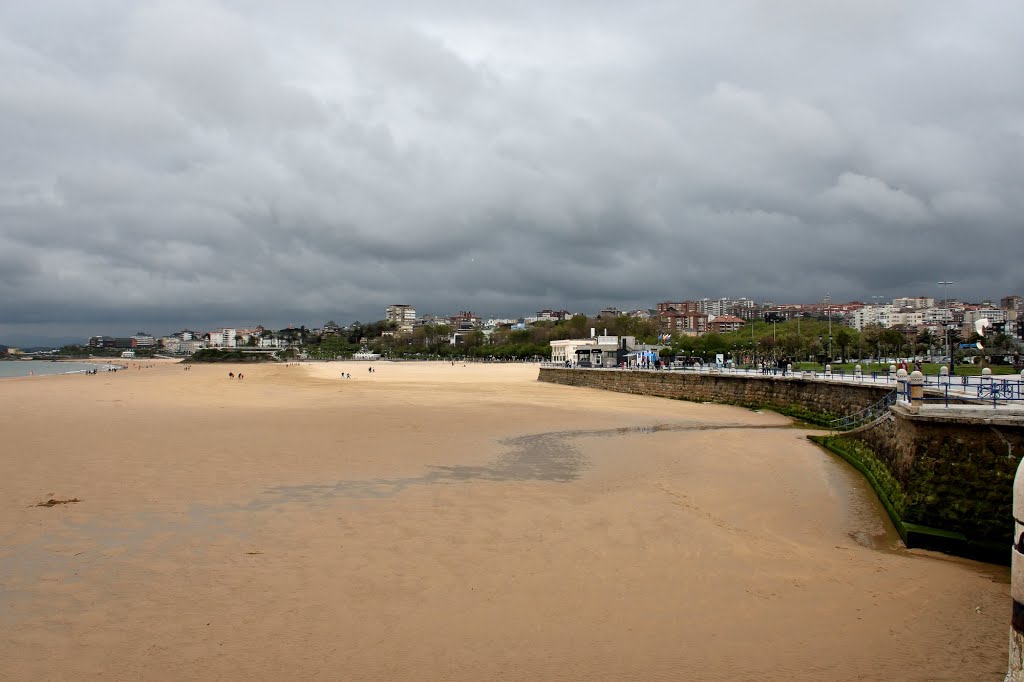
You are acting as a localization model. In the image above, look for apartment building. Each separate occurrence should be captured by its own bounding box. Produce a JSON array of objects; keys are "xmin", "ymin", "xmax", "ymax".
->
[
  {"xmin": 535, "ymin": 309, "xmax": 570, "ymax": 320},
  {"xmin": 1001, "ymin": 295, "xmax": 1024, "ymax": 314},
  {"xmin": 892, "ymin": 297, "xmax": 935, "ymax": 310},
  {"xmin": 209, "ymin": 328, "xmax": 237, "ymax": 348},
  {"xmin": 386, "ymin": 304, "xmax": 417, "ymax": 334},
  {"xmin": 708, "ymin": 315, "xmax": 745, "ymax": 334},
  {"xmin": 658, "ymin": 308, "xmax": 708, "ymax": 336}
]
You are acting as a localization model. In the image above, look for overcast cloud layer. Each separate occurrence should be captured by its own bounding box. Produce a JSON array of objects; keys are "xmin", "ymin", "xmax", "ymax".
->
[{"xmin": 1, "ymin": 1, "xmax": 1023, "ymax": 343}]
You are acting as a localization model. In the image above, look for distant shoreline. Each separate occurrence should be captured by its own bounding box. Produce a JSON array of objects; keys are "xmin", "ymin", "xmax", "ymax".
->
[{"xmin": 0, "ymin": 359, "xmax": 127, "ymax": 380}]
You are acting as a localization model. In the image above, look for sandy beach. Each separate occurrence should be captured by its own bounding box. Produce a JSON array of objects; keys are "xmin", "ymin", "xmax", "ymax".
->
[{"xmin": 0, "ymin": 360, "xmax": 1009, "ymax": 680}]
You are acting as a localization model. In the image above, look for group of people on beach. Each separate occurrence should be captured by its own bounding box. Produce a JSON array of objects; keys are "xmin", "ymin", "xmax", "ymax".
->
[
  {"xmin": 228, "ymin": 372, "xmax": 244, "ymax": 380},
  {"xmin": 339, "ymin": 367, "xmax": 378, "ymax": 380}
]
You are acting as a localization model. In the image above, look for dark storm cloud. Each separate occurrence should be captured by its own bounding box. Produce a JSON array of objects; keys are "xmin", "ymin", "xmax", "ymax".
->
[{"xmin": 1, "ymin": 0, "xmax": 1023, "ymax": 343}]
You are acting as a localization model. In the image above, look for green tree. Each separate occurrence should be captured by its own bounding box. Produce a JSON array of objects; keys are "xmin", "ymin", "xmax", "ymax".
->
[
  {"xmin": 862, "ymin": 324, "xmax": 883, "ymax": 361},
  {"xmin": 880, "ymin": 328, "xmax": 904, "ymax": 359},
  {"xmin": 833, "ymin": 328, "xmax": 850, "ymax": 362}
]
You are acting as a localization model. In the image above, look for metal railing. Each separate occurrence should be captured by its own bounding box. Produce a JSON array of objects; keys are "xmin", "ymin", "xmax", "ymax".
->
[
  {"xmin": 541, "ymin": 363, "xmax": 1024, "ymax": 408},
  {"xmin": 830, "ymin": 391, "xmax": 897, "ymax": 431},
  {"xmin": 978, "ymin": 379, "xmax": 1024, "ymax": 403},
  {"xmin": 914, "ymin": 378, "xmax": 1024, "ymax": 408}
]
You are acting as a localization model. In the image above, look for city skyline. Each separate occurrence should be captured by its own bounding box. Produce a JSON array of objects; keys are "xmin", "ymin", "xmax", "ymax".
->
[
  {"xmin": 7, "ymin": 290, "xmax": 1019, "ymax": 349},
  {"xmin": 2, "ymin": 2, "xmax": 1023, "ymax": 345}
]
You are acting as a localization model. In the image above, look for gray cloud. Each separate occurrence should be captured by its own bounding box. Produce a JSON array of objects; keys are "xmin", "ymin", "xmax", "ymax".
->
[{"xmin": 1, "ymin": 0, "xmax": 1023, "ymax": 344}]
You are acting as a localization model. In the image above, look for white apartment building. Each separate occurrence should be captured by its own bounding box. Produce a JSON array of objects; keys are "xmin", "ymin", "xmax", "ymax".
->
[
  {"xmin": 923, "ymin": 308, "xmax": 954, "ymax": 324},
  {"xmin": 850, "ymin": 305, "xmax": 931, "ymax": 330},
  {"xmin": 698, "ymin": 297, "xmax": 756, "ymax": 317},
  {"xmin": 848, "ymin": 305, "xmax": 891, "ymax": 330},
  {"xmin": 892, "ymin": 297, "xmax": 935, "ymax": 310},
  {"xmin": 877, "ymin": 309, "xmax": 923, "ymax": 328},
  {"xmin": 963, "ymin": 308, "xmax": 1008, "ymax": 328},
  {"xmin": 209, "ymin": 328, "xmax": 237, "ymax": 348}
]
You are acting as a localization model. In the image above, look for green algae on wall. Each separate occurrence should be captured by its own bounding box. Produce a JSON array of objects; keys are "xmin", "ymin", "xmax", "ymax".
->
[
  {"xmin": 810, "ymin": 435, "xmax": 907, "ymax": 534},
  {"xmin": 810, "ymin": 433, "xmax": 1010, "ymax": 563},
  {"xmin": 901, "ymin": 436, "xmax": 1015, "ymax": 545}
]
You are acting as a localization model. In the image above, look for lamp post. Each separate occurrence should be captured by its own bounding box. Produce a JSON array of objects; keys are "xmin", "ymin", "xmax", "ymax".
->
[
  {"xmin": 870, "ymin": 296, "xmax": 885, "ymax": 366},
  {"xmin": 826, "ymin": 307, "xmax": 832, "ymax": 364},
  {"xmin": 938, "ymin": 281, "xmax": 954, "ymax": 373}
]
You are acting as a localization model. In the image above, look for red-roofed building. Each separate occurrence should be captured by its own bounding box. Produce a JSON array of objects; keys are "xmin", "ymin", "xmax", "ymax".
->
[{"xmin": 709, "ymin": 315, "xmax": 746, "ymax": 334}]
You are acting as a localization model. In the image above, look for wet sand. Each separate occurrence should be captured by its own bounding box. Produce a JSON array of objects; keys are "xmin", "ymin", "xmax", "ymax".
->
[{"xmin": 0, "ymin": 360, "xmax": 1009, "ymax": 680}]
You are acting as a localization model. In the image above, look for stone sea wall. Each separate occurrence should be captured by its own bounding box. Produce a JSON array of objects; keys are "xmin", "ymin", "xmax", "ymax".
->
[
  {"xmin": 537, "ymin": 367, "xmax": 893, "ymax": 424},
  {"xmin": 538, "ymin": 367, "xmax": 1024, "ymax": 562},
  {"xmin": 847, "ymin": 407, "xmax": 1022, "ymax": 551}
]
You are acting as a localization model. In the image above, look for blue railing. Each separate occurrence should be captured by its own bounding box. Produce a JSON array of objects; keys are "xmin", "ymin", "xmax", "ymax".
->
[
  {"xmin": 830, "ymin": 391, "xmax": 897, "ymax": 431},
  {"xmin": 977, "ymin": 379, "xmax": 1023, "ymax": 403},
  {"xmin": 542, "ymin": 363, "xmax": 1024, "ymax": 409},
  {"xmin": 908, "ymin": 378, "xmax": 1024, "ymax": 408}
]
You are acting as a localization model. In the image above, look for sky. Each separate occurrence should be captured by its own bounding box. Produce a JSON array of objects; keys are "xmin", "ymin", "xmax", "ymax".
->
[{"xmin": 1, "ymin": 1, "xmax": 1023, "ymax": 345}]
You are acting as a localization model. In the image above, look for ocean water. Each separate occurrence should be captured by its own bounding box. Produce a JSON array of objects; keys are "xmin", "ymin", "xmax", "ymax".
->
[{"xmin": 0, "ymin": 360, "xmax": 123, "ymax": 378}]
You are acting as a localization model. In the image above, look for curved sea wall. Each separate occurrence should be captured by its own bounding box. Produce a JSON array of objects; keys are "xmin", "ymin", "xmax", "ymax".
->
[
  {"xmin": 537, "ymin": 367, "xmax": 892, "ymax": 424},
  {"xmin": 834, "ymin": 406, "xmax": 1022, "ymax": 559},
  {"xmin": 538, "ymin": 367, "xmax": 1024, "ymax": 562}
]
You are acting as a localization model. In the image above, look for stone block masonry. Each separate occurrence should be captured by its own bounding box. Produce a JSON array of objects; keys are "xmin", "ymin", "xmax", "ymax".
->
[
  {"xmin": 538, "ymin": 367, "xmax": 893, "ymax": 424},
  {"xmin": 848, "ymin": 405, "xmax": 1022, "ymax": 556}
]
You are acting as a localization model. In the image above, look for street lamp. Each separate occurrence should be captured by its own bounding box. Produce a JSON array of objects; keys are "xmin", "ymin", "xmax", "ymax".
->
[
  {"xmin": 826, "ymin": 307, "xmax": 832, "ymax": 363},
  {"xmin": 869, "ymin": 296, "xmax": 885, "ymax": 365},
  {"xmin": 938, "ymin": 281, "xmax": 953, "ymax": 309},
  {"xmin": 938, "ymin": 281, "xmax": 954, "ymax": 373}
]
